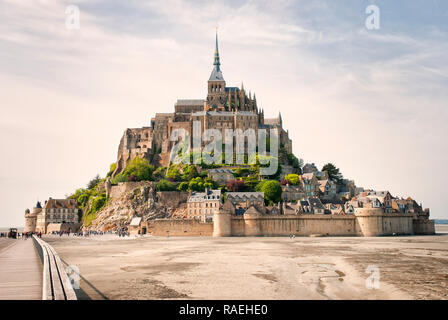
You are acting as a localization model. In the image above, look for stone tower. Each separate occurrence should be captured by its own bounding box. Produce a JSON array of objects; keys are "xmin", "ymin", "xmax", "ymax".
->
[
  {"xmin": 206, "ymin": 31, "xmax": 227, "ymax": 111},
  {"xmin": 213, "ymin": 200, "xmax": 233, "ymax": 237},
  {"xmin": 24, "ymin": 201, "xmax": 41, "ymax": 233}
]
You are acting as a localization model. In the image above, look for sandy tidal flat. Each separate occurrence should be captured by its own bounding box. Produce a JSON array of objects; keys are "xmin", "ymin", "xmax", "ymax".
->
[{"xmin": 45, "ymin": 227, "xmax": 448, "ymax": 300}]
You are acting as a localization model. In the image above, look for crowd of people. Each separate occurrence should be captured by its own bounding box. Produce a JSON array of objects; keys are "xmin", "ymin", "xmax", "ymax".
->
[
  {"xmin": 1, "ymin": 229, "xmax": 131, "ymax": 238},
  {"xmin": 0, "ymin": 231, "xmax": 42, "ymax": 239},
  {"xmin": 48, "ymin": 229, "xmax": 130, "ymax": 237}
]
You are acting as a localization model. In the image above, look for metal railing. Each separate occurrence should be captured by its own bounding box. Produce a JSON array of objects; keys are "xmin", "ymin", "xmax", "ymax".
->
[{"xmin": 33, "ymin": 235, "xmax": 77, "ymax": 300}]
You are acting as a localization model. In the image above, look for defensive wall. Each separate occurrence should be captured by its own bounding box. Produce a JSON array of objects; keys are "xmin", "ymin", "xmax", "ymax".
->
[
  {"xmin": 148, "ymin": 219, "xmax": 213, "ymax": 236},
  {"xmin": 148, "ymin": 208, "xmax": 434, "ymax": 237}
]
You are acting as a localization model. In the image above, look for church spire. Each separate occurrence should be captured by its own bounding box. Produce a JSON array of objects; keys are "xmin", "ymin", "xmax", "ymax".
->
[
  {"xmin": 214, "ymin": 29, "xmax": 220, "ymax": 71},
  {"xmin": 209, "ymin": 28, "xmax": 224, "ymax": 81}
]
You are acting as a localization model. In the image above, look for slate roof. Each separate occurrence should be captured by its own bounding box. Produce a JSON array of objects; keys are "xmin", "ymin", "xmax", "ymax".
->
[
  {"xmin": 44, "ymin": 199, "xmax": 77, "ymax": 209},
  {"xmin": 209, "ymin": 168, "xmax": 234, "ymax": 174},
  {"xmin": 226, "ymin": 192, "xmax": 264, "ymax": 201},
  {"xmin": 188, "ymin": 189, "xmax": 221, "ymax": 202},
  {"xmin": 308, "ymin": 197, "xmax": 324, "ymax": 209},
  {"xmin": 225, "ymin": 87, "xmax": 240, "ymax": 92}
]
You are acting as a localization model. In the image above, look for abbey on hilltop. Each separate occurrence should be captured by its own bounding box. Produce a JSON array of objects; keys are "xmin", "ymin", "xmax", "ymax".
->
[{"xmin": 112, "ymin": 32, "xmax": 293, "ymax": 176}]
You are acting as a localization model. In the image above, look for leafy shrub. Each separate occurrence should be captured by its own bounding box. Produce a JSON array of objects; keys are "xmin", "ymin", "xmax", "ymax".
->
[
  {"xmin": 91, "ymin": 195, "xmax": 107, "ymax": 213},
  {"xmin": 153, "ymin": 166, "xmax": 166, "ymax": 180},
  {"xmin": 189, "ymin": 177, "xmax": 204, "ymax": 192},
  {"xmin": 110, "ymin": 158, "xmax": 154, "ymax": 183},
  {"xmin": 87, "ymin": 175, "xmax": 101, "ymax": 190},
  {"xmin": 123, "ymin": 158, "xmax": 154, "ymax": 181},
  {"xmin": 166, "ymin": 166, "xmax": 181, "ymax": 181},
  {"xmin": 155, "ymin": 179, "xmax": 176, "ymax": 191},
  {"xmin": 284, "ymin": 174, "xmax": 300, "ymax": 185},
  {"xmin": 177, "ymin": 182, "xmax": 189, "ymax": 191},
  {"xmin": 256, "ymin": 180, "xmax": 282, "ymax": 204},
  {"xmin": 181, "ymin": 165, "xmax": 199, "ymax": 181}
]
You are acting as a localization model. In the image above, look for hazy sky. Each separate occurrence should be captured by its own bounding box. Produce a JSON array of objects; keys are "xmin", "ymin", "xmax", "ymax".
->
[{"xmin": 1, "ymin": 0, "xmax": 447, "ymax": 227}]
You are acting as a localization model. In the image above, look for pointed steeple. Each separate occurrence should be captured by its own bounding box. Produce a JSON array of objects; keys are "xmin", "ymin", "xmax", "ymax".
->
[
  {"xmin": 209, "ymin": 29, "xmax": 224, "ymax": 81},
  {"xmin": 253, "ymin": 93, "xmax": 257, "ymax": 111},
  {"xmin": 214, "ymin": 29, "xmax": 221, "ymax": 71},
  {"xmin": 278, "ymin": 111, "xmax": 283, "ymax": 125}
]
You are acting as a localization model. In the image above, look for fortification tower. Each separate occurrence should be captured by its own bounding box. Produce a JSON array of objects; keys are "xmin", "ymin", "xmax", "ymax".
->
[
  {"xmin": 243, "ymin": 206, "xmax": 262, "ymax": 236},
  {"xmin": 213, "ymin": 200, "xmax": 233, "ymax": 237},
  {"xmin": 354, "ymin": 208, "xmax": 383, "ymax": 236},
  {"xmin": 24, "ymin": 201, "xmax": 41, "ymax": 233}
]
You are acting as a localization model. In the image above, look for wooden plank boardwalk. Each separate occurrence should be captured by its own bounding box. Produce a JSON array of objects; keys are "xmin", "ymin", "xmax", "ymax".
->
[{"xmin": 0, "ymin": 239, "xmax": 42, "ymax": 300}]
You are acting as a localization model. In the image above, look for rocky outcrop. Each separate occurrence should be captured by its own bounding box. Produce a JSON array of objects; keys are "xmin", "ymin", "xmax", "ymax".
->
[{"xmin": 84, "ymin": 182, "xmax": 187, "ymax": 231}]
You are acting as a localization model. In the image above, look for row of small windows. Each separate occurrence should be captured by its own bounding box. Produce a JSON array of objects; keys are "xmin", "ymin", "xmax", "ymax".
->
[
  {"xmin": 210, "ymin": 85, "xmax": 223, "ymax": 92},
  {"xmin": 47, "ymin": 215, "xmax": 75, "ymax": 220},
  {"xmin": 189, "ymin": 202, "xmax": 218, "ymax": 208},
  {"xmin": 48, "ymin": 208, "xmax": 75, "ymax": 213},
  {"xmin": 194, "ymin": 116, "xmax": 256, "ymax": 121},
  {"xmin": 189, "ymin": 209, "xmax": 215, "ymax": 214}
]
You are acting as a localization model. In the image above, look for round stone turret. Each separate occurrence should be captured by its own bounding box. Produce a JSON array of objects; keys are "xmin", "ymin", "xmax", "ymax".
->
[{"xmin": 213, "ymin": 200, "xmax": 233, "ymax": 237}]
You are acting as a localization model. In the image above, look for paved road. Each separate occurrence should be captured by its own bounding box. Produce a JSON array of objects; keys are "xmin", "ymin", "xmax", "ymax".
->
[{"xmin": 0, "ymin": 239, "xmax": 42, "ymax": 300}]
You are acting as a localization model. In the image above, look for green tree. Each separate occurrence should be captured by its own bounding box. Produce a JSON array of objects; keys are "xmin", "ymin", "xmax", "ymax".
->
[
  {"xmin": 111, "ymin": 173, "xmax": 128, "ymax": 184},
  {"xmin": 91, "ymin": 194, "xmax": 107, "ymax": 213},
  {"xmin": 167, "ymin": 166, "xmax": 181, "ymax": 181},
  {"xmin": 123, "ymin": 158, "xmax": 154, "ymax": 181},
  {"xmin": 233, "ymin": 167, "xmax": 250, "ymax": 177},
  {"xmin": 284, "ymin": 174, "xmax": 300, "ymax": 185},
  {"xmin": 155, "ymin": 179, "xmax": 176, "ymax": 191},
  {"xmin": 322, "ymin": 163, "xmax": 343, "ymax": 184},
  {"xmin": 189, "ymin": 177, "xmax": 205, "ymax": 192},
  {"xmin": 287, "ymin": 153, "xmax": 303, "ymax": 170},
  {"xmin": 182, "ymin": 165, "xmax": 199, "ymax": 181},
  {"xmin": 256, "ymin": 180, "xmax": 282, "ymax": 204},
  {"xmin": 243, "ymin": 176, "xmax": 259, "ymax": 191},
  {"xmin": 87, "ymin": 175, "xmax": 101, "ymax": 190},
  {"xmin": 177, "ymin": 182, "xmax": 189, "ymax": 191},
  {"xmin": 153, "ymin": 166, "xmax": 166, "ymax": 180}
]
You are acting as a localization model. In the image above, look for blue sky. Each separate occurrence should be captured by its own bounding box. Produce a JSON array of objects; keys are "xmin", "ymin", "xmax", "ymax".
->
[{"xmin": 0, "ymin": 0, "xmax": 447, "ymax": 227}]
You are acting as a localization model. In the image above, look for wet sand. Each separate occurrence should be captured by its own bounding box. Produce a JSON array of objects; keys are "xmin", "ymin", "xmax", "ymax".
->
[{"xmin": 44, "ymin": 226, "xmax": 448, "ymax": 300}]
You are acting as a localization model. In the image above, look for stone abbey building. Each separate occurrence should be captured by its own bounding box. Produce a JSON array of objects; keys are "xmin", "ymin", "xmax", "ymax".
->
[{"xmin": 112, "ymin": 33, "xmax": 292, "ymax": 176}]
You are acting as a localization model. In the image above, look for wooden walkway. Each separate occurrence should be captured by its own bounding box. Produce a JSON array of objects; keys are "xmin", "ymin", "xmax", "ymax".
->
[{"xmin": 0, "ymin": 239, "xmax": 42, "ymax": 300}]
